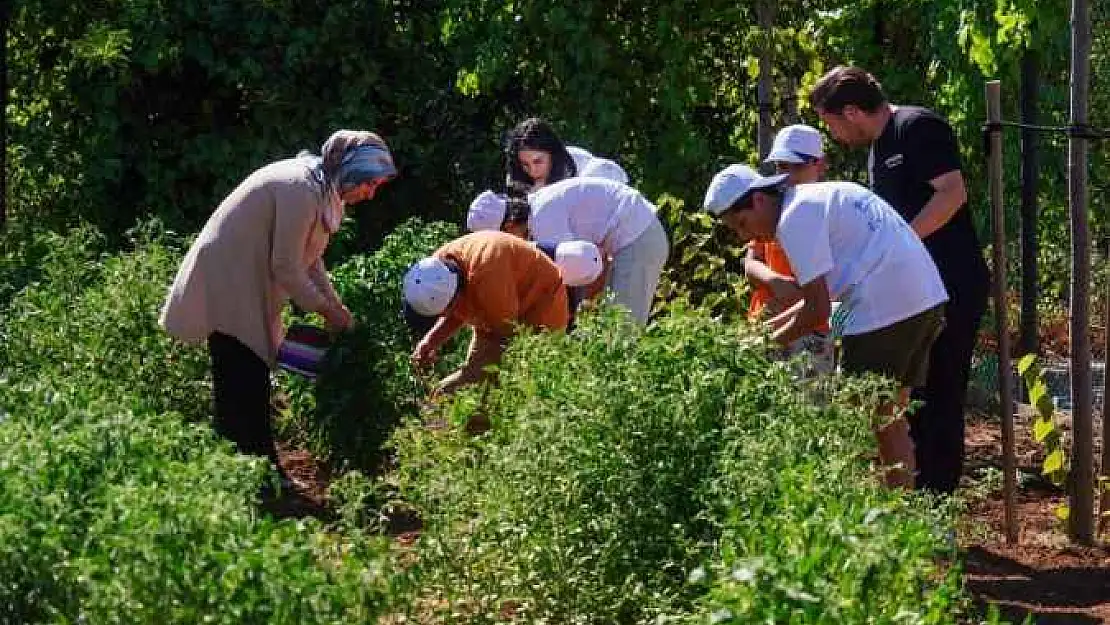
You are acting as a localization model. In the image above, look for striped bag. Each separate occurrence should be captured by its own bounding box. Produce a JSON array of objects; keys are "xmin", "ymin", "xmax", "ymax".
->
[{"xmin": 277, "ymin": 323, "xmax": 332, "ymax": 380}]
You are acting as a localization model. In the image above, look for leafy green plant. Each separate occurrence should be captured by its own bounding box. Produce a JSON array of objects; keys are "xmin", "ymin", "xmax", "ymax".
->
[
  {"xmin": 655, "ymin": 193, "xmax": 750, "ymax": 321},
  {"xmin": 275, "ymin": 217, "xmax": 465, "ymax": 473},
  {"xmin": 0, "ymin": 221, "xmax": 406, "ymax": 624},
  {"xmin": 0, "ymin": 220, "xmax": 211, "ymax": 420},
  {"xmin": 0, "ymin": 382, "xmax": 400, "ymax": 624},
  {"xmin": 1016, "ymin": 354, "xmax": 1068, "ymax": 496},
  {"xmin": 388, "ymin": 305, "xmax": 983, "ymax": 623}
]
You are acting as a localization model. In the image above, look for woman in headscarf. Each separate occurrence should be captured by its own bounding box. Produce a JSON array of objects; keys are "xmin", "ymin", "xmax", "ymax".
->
[{"xmin": 160, "ymin": 129, "xmax": 396, "ymax": 476}]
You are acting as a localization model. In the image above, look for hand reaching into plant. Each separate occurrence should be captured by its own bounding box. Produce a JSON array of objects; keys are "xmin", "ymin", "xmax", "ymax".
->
[
  {"xmin": 766, "ymin": 275, "xmax": 802, "ymax": 313},
  {"xmin": 323, "ymin": 302, "xmax": 354, "ymax": 333},
  {"xmin": 411, "ymin": 338, "xmax": 439, "ymax": 369}
]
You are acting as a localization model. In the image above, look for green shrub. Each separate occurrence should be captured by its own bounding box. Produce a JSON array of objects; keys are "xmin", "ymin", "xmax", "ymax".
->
[
  {"xmin": 695, "ymin": 374, "xmax": 966, "ymax": 623},
  {"xmin": 276, "ymin": 217, "xmax": 465, "ymax": 473},
  {"xmin": 388, "ymin": 306, "xmax": 982, "ymax": 623},
  {"xmin": 0, "ymin": 221, "xmax": 210, "ymax": 421},
  {"xmin": 655, "ymin": 193, "xmax": 749, "ymax": 321},
  {"xmin": 0, "ymin": 222, "xmax": 405, "ymax": 624},
  {"xmin": 0, "ymin": 382, "xmax": 398, "ymax": 624}
]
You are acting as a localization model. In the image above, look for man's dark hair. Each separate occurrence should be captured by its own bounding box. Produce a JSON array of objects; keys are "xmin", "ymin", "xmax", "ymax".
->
[
  {"xmin": 808, "ymin": 66, "xmax": 888, "ymax": 114},
  {"xmin": 726, "ymin": 184, "xmax": 785, "ymax": 214}
]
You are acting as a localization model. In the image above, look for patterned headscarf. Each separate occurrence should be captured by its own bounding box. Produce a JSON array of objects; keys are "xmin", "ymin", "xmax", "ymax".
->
[
  {"xmin": 333, "ymin": 144, "xmax": 397, "ymax": 193},
  {"xmin": 303, "ymin": 130, "xmax": 397, "ymax": 232},
  {"xmin": 319, "ymin": 130, "xmax": 396, "ymax": 192}
]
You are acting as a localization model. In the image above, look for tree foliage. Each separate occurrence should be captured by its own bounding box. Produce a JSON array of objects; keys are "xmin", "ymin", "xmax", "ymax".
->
[{"xmin": 6, "ymin": 0, "xmax": 1110, "ymax": 283}]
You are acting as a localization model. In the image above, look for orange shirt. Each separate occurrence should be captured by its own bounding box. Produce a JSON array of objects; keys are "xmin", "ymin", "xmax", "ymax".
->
[
  {"xmin": 748, "ymin": 240, "xmax": 830, "ymax": 332},
  {"xmin": 436, "ymin": 231, "xmax": 569, "ymax": 336}
]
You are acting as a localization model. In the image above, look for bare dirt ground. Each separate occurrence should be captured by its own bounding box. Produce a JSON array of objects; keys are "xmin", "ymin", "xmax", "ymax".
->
[{"xmin": 962, "ymin": 411, "xmax": 1110, "ymax": 623}]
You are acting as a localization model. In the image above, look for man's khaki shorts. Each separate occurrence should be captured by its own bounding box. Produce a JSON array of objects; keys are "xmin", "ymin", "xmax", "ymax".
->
[{"xmin": 840, "ymin": 304, "xmax": 945, "ymax": 388}]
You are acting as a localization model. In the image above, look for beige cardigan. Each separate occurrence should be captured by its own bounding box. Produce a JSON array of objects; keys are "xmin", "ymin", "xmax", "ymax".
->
[{"xmin": 160, "ymin": 158, "xmax": 342, "ymax": 366}]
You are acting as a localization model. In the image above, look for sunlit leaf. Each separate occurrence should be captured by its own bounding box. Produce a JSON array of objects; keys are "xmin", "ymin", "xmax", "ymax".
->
[
  {"xmin": 1055, "ymin": 505, "xmax": 1070, "ymax": 521},
  {"xmin": 1043, "ymin": 448, "xmax": 1065, "ymax": 474},
  {"xmin": 1032, "ymin": 416, "xmax": 1055, "ymax": 443}
]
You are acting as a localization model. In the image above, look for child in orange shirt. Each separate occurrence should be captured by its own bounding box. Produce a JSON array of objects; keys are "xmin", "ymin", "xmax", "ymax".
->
[
  {"xmin": 403, "ymin": 230, "xmax": 598, "ymax": 397},
  {"xmin": 745, "ymin": 125, "xmax": 833, "ymax": 372}
]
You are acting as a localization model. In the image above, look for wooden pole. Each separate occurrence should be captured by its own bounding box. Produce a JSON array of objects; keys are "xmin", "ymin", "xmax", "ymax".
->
[
  {"xmin": 756, "ymin": 0, "xmax": 774, "ymax": 161},
  {"xmin": 1067, "ymin": 0, "xmax": 1094, "ymax": 544},
  {"xmin": 1019, "ymin": 51, "xmax": 1039, "ymax": 358},
  {"xmin": 986, "ymin": 81, "xmax": 1017, "ymax": 543},
  {"xmin": 1102, "ymin": 273, "xmax": 1110, "ymax": 536}
]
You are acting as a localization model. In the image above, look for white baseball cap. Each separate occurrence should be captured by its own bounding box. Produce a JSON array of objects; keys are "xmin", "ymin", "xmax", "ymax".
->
[
  {"xmin": 402, "ymin": 257, "xmax": 460, "ymax": 316},
  {"xmin": 703, "ymin": 165, "xmax": 789, "ymax": 216},
  {"xmin": 554, "ymin": 240, "xmax": 604, "ymax": 287},
  {"xmin": 580, "ymin": 157, "xmax": 630, "ymax": 185},
  {"xmin": 466, "ymin": 190, "xmax": 507, "ymax": 232},
  {"xmin": 764, "ymin": 124, "xmax": 825, "ymax": 164}
]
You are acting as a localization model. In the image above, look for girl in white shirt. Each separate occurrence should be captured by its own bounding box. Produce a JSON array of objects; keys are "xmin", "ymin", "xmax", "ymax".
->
[
  {"xmin": 504, "ymin": 117, "xmax": 629, "ymax": 190},
  {"xmin": 468, "ymin": 177, "xmax": 669, "ymax": 324}
]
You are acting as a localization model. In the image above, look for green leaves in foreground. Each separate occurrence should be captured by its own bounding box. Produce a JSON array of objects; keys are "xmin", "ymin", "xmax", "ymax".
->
[
  {"xmin": 0, "ymin": 223, "xmax": 398, "ymax": 624},
  {"xmin": 389, "ymin": 306, "xmax": 978, "ymax": 624},
  {"xmin": 275, "ymin": 217, "xmax": 464, "ymax": 472}
]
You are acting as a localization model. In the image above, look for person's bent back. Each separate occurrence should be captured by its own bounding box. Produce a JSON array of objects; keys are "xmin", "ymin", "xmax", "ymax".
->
[{"xmin": 405, "ymin": 231, "xmax": 569, "ymax": 397}]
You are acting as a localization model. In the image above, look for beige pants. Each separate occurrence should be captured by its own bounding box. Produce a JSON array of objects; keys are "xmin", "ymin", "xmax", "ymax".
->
[{"xmin": 435, "ymin": 330, "xmax": 506, "ymax": 396}]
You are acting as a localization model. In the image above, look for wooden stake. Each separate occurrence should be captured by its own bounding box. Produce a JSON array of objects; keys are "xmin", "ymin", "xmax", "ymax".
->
[
  {"xmin": 756, "ymin": 0, "xmax": 774, "ymax": 161},
  {"xmin": 986, "ymin": 80, "xmax": 1018, "ymax": 543},
  {"xmin": 1067, "ymin": 0, "xmax": 1094, "ymax": 544}
]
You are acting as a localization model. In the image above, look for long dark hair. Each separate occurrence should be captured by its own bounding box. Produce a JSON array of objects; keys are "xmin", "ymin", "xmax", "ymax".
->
[{"xmin": 504, "ymin": 117, "xmax": 577, "ymax": 188}]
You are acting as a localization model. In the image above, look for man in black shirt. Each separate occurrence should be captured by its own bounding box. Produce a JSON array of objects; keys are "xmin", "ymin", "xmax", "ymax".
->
[{"xmin": 809, "ymin": 66, "xmax": 990, "ymax": 494}]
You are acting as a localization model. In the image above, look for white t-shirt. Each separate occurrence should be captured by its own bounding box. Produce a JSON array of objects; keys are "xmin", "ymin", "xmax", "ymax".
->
[
  {"xmin": 776, "ymin": 182, "xmax": 948, "ymax": 335},
  {"xmin": 566, "ymin": 146, "xmax": 594, "ymax": 174},
  {"xmin": 567, "ymin": 145, "xmax": 630, "ymax": 184},
  {"xmin": 527, "ymin": 177, "xmax": 658, "ymax": 256}
]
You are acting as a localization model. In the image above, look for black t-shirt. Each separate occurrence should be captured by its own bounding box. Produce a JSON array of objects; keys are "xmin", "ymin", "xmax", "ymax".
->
[{"xmin": 869, "ymin": 106, "xmax": 988, "ymax": 293}]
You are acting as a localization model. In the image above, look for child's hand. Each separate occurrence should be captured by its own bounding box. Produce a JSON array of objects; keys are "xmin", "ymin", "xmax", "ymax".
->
[
  {"xmin": 767, "ymin": 276, "xmax": 802, "ymax": 309},
  {"xmin": 411, "ymin": 339, "xmax": 439, "ymax": 369}
]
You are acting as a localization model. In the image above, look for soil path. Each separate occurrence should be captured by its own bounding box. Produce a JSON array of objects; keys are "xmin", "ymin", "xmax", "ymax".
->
[{"xmin": 964, "ymin": 413, "xmax": 1110, "ymax": 623}]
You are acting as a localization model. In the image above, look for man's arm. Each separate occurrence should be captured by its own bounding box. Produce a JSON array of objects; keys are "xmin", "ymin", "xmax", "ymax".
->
[
  {"xmin": 910, "ymin": 169, "xmax": 967, "ymax": 239},
  {"xmin": 744, "ymin": 244, "xmax": 782, "ymax": 287},
  {"xmin": 768, "ymin": 276, "xmax": 831, "ymax": 345}
]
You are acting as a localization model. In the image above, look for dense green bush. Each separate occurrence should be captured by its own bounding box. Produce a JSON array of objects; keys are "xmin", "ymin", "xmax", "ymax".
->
[
  {"xmin": 387, "ymin": 306, "xmax": 988, "ymax": 623},
  {"xmin": 0, "ymin": 223, "xmax": 405, "ymax": 623},
  {"xmin": 655, "ymin": 193, "xmax": 750, "ymax": 320},
  {"xmin": 9, "ymin": 0, "xmax": 501, "ymax": 241},
  {"xmin": 0, "ymin": 221, "xmax": 210, "ymax": 420},
  {"xmin": 0, "ymin": 382, "xmax": 398, "ymax": 624},
  {"xmin": 276, "ymin": 217, "xmax": 465, "ymax": 473}
]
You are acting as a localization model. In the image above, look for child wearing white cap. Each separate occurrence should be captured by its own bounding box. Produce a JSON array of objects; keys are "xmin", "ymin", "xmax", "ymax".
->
[
  {"xmin": 467, "ymin": 178, "xmax": 669, "ymax": 325},
  {"xmin": 703, "ymin": 165, "xmax": 948, "ymax": 489},
  {"xmin": 747, "ymin": 124, "xmax": 832, "ymax": 372},
  {"xmin": 467, "ymin": 190, "xmax": 603, "ymax": 327},
  {"xmin": 403, "ymin": 230, "xmax": 600, "ymax": 397},
  {"xmin": 765, "ymin": 124, "xmax": 827, "ymax": 172}
]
